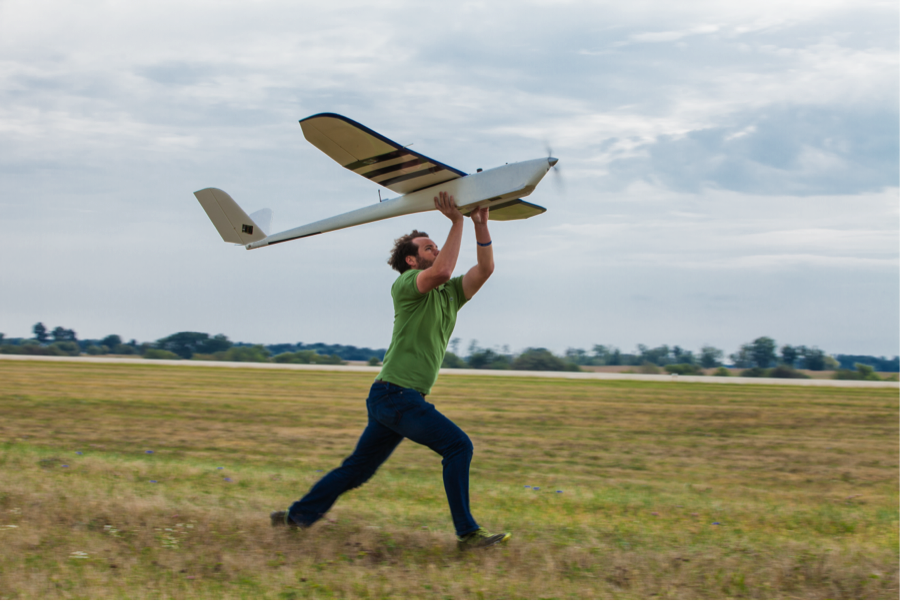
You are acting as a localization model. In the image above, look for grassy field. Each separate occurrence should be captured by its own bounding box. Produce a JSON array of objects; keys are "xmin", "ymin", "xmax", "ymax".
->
[{"xmin": 0, "ymin": 361, "xmax": 896, "ymax": 599}]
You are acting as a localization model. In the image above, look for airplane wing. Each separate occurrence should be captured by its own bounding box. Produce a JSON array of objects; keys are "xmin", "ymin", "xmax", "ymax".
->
[
  {"xmin": 484, "ymin": 199, "xmax": 546, "ymax": 221},
  {"xmin": 299, "ymin": 113, "xmax": 467, "ymax": 195}
]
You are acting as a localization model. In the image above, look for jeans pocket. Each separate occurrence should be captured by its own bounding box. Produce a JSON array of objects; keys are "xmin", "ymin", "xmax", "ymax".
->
[
  {"xmin": 368, "ymin": 384, "xmax": 427, "ymax": 428},
  {"xmin": 371, "ymin": 390, "xmax": 402, "ymax": 426}
]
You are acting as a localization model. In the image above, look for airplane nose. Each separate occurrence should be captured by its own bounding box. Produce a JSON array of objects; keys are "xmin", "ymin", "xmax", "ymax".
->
[{"xmin": 548, "ymin": 157, "xmax": 559, "ymax": 167}]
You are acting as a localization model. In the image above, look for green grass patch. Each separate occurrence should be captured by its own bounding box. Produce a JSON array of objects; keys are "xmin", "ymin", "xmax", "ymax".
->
[{"xmin": 0, "ymin": 361, "xmax": 896, "ymax": 598}]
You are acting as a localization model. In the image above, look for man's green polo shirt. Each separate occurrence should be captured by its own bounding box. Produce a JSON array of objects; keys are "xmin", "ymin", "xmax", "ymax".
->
[{"xmin": 377, "ymin": 269, "xmax": 467, "ymax": 395}]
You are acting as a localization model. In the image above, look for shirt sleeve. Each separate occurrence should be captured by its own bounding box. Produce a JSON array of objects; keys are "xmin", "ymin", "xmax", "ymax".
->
[
  {"xmin": 392, "ymin": 269, "xmax": 425, "ymax": 303},
  {"xmin": 448, "ymin": 275, "xmax": 468, "ymax": 311}
]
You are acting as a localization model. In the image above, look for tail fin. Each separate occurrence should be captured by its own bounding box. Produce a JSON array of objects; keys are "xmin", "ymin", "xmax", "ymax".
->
[{"xmin": 194, "ymin": 188, "xmax": 268, "ymax": 244}]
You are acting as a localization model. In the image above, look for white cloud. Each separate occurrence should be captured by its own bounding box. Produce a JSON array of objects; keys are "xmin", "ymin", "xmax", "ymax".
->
[
  {"xmin": 542, "ymin": 184, "xmax": 898, "ymax": 271},
  {"xmin": 0, "ymin": 0, "xmax": 896, "ymax": 355},
  {"xmin": 630, "ymin": 24, "xmax": 721, "ymax": 43}
]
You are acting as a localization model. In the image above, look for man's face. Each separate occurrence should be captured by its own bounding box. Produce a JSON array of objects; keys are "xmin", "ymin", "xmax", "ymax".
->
[{"xmin": 407, "ymin": 237, "xmax": 439, "ymax": 270}]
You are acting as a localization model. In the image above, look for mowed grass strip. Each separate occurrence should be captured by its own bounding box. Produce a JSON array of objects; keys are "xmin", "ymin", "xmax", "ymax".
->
[{"xmin": 0, "ymin": 361, "xmax": 896, "ymax": 599}]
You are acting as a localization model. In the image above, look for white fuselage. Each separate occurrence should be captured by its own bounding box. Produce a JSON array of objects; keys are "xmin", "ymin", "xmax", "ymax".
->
[{"xmin": 246, "ymin": 157, "xmax": 553, "ymax": 249}]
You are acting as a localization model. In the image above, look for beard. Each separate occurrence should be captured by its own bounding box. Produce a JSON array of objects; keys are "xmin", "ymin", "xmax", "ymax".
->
[{"xmin": 415, "ymin": 256, "xmax": 434, "ymax": 270}]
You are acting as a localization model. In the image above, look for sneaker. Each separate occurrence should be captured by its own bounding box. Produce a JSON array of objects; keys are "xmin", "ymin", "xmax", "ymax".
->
[
  {"xmin": 457, "ymin": 527, "xmax": 511, "ymax": 550},
  {"xmin": 270, "ymin": 510, "xmax": 305, "ymax": 529}
]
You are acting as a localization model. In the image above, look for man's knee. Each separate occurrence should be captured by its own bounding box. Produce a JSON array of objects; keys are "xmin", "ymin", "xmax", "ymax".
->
[
  {"xmin": 461, "ymin": 433, "xmax": 474, "ymax": 456},
  {"xmin": 445, "ymin": 431, "xmax": 474, "ymax": 459}
]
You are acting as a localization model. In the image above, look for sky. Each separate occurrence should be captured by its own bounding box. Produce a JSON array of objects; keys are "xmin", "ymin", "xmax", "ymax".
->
[{"xmin": 1, "ymin": 0, "xmax": 897, "ymax": 357}]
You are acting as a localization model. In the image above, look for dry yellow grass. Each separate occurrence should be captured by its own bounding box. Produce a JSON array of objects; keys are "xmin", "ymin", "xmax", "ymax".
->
[{"xmin": 0, "ymin": 361, "xmax": 896, "ymax": 599}]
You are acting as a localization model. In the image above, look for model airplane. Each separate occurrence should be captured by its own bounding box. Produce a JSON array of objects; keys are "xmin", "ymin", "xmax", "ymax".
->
[{"xmin": 194, "ymin": 113, "xmax": 558, "ymax": 250}]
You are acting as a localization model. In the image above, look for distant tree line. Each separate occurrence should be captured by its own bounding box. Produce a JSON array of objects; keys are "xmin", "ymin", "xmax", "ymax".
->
[
  {"xmin": 1, "ymin": 324, "xmax": 897, "ymax": 378},
  {"xmin": 0, "ymin": 324, "xmax": 356, "ymax": 365},
  {"xmin": 833, "ymin": 354, "xmax": 899, "ymax": 372},
  {"xmin": 0, "ymin": 323, "xmax": 152, "ymax": 358},
  {"xmin": 556, "ymin": 336, "xmax": 897, "ymax": 380},
  {"xmin": 562, "ymin": 344, "xmax": 721, "ymax": 368},
  {"xmin": 554, "ymin": 338, "xmax": 849, "ymax": 372},
  {"xmin": 441, "ymin": 340, "xmax": 581, "ymax": 372},
  {"xmin": 266, "ymin": 342, "xmax": 386, "ymax": 362}
]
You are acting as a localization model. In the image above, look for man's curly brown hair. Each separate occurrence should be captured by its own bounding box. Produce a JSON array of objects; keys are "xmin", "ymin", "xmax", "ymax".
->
[{"xmin": 388, "ymin": 230, "xmax": 429, "ymax": 273}]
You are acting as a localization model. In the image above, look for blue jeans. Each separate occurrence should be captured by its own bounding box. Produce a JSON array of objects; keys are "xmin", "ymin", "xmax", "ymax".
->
[{"xmin": 287, "ymin": 381, "xmax": 480, "ymax": 536}]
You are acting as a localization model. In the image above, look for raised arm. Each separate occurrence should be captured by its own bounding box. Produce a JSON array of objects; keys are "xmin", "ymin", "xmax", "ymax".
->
[
  {"xmin": 462, "ymin": 206, "xmax": 494, "ymax": 300},
  {"xmin": 416, "ymin": 192, "xmax": 464, "ymax": 294}
]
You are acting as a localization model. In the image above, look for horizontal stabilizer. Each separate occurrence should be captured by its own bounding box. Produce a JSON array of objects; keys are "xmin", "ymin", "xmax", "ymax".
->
[
  {"xmin": 194, "ymin": 188, "xmax": 268, "ymax": 244},
  {"xmin": 248, "ymin": 208, "xmax": 272, "ymax": 236},
  {"xmin": 488, "ymin": 199, "xmax": 547, "ymax": 221}
]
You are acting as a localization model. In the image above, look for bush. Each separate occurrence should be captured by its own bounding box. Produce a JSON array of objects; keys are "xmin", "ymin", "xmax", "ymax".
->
[
  {"xmin": 273, "ymin": 350, "xmax": 317, "ymax": 364},
  {"xmin": 834, "ymin": 363, "xmax": 882, "ymax": 381},
  {"xmin": 311, "ymin": 353, "xmax": 344, "ymax": 365},
  {"xmin": 738, "ymin": 365, "xmax": 812, "ymax": 378},
  {"xmin": 488, "ymin": 355, "xmax": 512, "ymax": 370},
  {"xmin": 740, "ymin": 367, "xmax": 767, "ymax": 377},
  {"xmin": 272, "ymin": 350, "xmax": 342, "ymax": 365},
  {"xmin": 14, "ymin": 342, "xmax": 64, "ymax": 356},
  {"xmin": 834, "ymin": 354, "xmax": 899, "ymax": 372},
  {"xmin": 367, "ymin": 356, "xmax": 381, "ymax": 366},
  {"xmin": 143, "ymin": 348, "xmax": 180, "ymax": 360},
  {"xmin": 85, "ymin": 345, "xmax": 108, "ymax": 355},
  {"xmin": 468, "ymin": 349, "xmax": 511, "ymax": 370},
  {"xmin": 155, "ymin": 332, "xmax": 232, "ymax": 359},
  {"xmin": 512, "ymin": 348, "xmax": 580, "ymax": 372},
  {"xmin": 767, "ymin": 365, "xmax": 810, "ymax": 379},
  {"xmin": 0, "ymin": 343, "xmax": 39, "ymax": 355},
  {"xmin": 214, "ymin": 345, "xmax": 272, "ymax": 363},
  {"xmin": 637, "ymin": 361, "xmax": 661, "ymax": 374},
  {"xmin": 49, "ymin": 341, "xmax": 80, "ymax": 356},
  {"xmin": 441, "ymin": 352, "xmax": 466, "ymax": 368},
  {"xmin": 664, "ymin": 363, "xmax": 702, "ymax": 375},
  {"xmin": 700, "ymin": 346, "xmax": 724, "ymax": 368},
  {"xmin": 101, "ymin": 335, "xmax": 122, "ymax": 350},
  {"xmin": 713, "ymin": 366, "xmax": 731, "ymax": 377}
]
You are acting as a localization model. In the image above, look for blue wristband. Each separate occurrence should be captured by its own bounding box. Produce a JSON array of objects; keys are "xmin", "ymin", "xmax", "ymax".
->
[{"xmin": 477, "ymin": 240, "xmax": 492, "ymax": 247}]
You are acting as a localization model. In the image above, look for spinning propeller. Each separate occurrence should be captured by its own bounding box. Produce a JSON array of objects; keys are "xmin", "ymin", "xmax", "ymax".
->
[{"xmin": 545, "ymin": 143, "xmax": 564, "ymax": 193}]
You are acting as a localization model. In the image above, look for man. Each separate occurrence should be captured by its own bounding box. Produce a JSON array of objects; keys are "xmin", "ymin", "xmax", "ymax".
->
[{"xmin": 271, "ymin": 191, "xmax": 510, "ymax": 549}]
